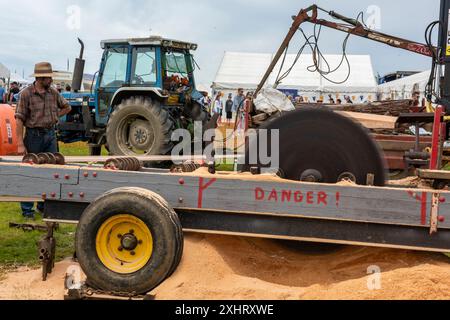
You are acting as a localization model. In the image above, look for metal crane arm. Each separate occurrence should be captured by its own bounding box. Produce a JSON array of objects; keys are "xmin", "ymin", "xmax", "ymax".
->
[{"xmin": 255, "ymin": 4, "xmax": 438, "ymax": 96}]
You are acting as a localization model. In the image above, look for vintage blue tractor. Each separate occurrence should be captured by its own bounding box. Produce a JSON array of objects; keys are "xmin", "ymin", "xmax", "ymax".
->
[{"xmin": 60, "ymin": 37, "xmax": 211, "ymax": 156}]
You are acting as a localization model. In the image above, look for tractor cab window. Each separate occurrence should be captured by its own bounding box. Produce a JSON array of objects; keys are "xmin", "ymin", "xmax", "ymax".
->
[
  {"xmin": 163, "ymin": 50, "xmax": 193, "ymax": 92},
  {"xmin": 100, "ymin": 47, "xmax": 128, "ymax": 88},
  {"xmin": 131, "ymin": 47, "xmax": 157, "ymax": 86}
]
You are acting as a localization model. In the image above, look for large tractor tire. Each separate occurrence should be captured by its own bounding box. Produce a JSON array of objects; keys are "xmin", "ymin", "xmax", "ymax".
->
[
  {"xmin": 75, "ymin": 187, "xmax": 184, "ymax": 294},
  {"xmin": 106, "ymin": 97, "xmax": 175, "ymax": 156}
]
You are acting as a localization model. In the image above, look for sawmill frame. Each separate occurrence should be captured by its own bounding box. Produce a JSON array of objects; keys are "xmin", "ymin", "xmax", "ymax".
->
[{"xmin": 1, "ymin": 159, "xmax": 450, "ymax": 253}]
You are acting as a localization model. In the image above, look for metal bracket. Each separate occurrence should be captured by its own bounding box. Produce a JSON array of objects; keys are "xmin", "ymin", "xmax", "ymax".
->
[
  {"xmin": 430, "ymin": 193, "xmax": 440, "ymax": 235},
  {"xmin": 64, "ymin": 274, "xmax": 154, "ymax": 300},
  {"xmin": 38, "ymin": 222, "xmax": 58, "ymax": 281},
  {"xmin": 9, "ymin": 222, "xmax": 51, "ymax": 232}
]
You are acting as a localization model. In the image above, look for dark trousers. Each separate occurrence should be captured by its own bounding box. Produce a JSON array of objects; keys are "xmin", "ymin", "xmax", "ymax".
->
[{"xmin": 21, "ymin": 128, "xmax": 58, "ymax": 216}]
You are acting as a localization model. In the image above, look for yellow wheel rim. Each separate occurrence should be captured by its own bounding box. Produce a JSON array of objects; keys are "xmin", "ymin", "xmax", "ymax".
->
[{"xmin": 96, "ymin": 214, "xmax": 153, "ymax": 274}]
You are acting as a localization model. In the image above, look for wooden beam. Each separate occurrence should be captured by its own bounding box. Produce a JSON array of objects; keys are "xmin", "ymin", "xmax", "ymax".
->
[
  {"xmin": 336, "ymin": 111, "xmax": 398, "ymax": 130},
  {"xmin": 0, "ymin": 196, "xmax": 41, "ymax": 202},
  {"xmin": 0, "ymin": 154, "xmax": 242, "ymax": 164}
]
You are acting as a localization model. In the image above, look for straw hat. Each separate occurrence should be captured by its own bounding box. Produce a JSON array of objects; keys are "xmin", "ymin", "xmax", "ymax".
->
[{"xmin": 31, "ymin": 62, "xmax": 54, "ymax": 78}]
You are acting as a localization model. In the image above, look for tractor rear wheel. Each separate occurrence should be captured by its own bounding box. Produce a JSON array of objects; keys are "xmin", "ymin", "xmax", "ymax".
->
[
  {"xmin": 75, "ymin": 187, "xmax": 184, "ymax": 294},
  {"xmin": 106, "ymin": 97, "xmax": 175, "ymax": 156}
]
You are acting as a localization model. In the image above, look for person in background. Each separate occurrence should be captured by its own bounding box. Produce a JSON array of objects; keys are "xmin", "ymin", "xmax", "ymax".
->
[
  {"xmin": 412, "ymin": 91, "xmax": 421, "ymax": 108},
  {"xmin": 8, "ymin": 82, "xmax": 20, "ymax": 103},
  {"xmin": 233, "ymin": 88, "xmax": 245, "ymax": 114},
  {"xmin": 213, "ymin": 92, "xmax": 224, "ymax": 124},
  {"xmin": 56, "ymin": 84, "xmax": 62, "ymax": 93},
  {"xmin": 65, "ymin": 84, "xmax": 72, "ymax": 92},
  {"xmin": 336, "ymin": 99, "xmax": 342, "ymax": 105},
  {"xmin": 0, "ymin": 83, "xmax": 5, "ymax": 103},
  {"xmin": 240, "ymin": 91, "xmax": 254, "ymax": 131},
  {"xmin": 14, "ymin": 62, "xmax": 72, "ymax": 219},
  {"xmin": 225, "ymin": 94, "xmax": 234, "ymax": 125},
  {"xmin": 200, "ymin": 92, "xmax": 211, "ymax": 114}
]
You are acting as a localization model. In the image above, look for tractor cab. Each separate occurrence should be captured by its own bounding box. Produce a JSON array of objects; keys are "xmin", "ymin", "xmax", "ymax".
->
[
  {"xmin": 95, "ymin": 37, "xmax": 198, "ymax": 126},
  {"xmin": 60, "ymin": 36, "xmax": 209, "ymax": 156}
]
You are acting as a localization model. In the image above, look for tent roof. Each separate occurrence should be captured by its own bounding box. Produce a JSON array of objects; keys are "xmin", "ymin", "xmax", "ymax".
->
[
  {"xmin": 212, "ymin": 52, "xmax": 377, "ymax": 93},
  {"xmin": 10, "ymin": 73, "xmax": 31, "ymax": 84},
  {"xmin": 0, "ymin": 63, "xmax": 10, "ymax": 79},
  {"xmin": 377, "ymin": 70, "xmax": 431, "ymax": 94}
]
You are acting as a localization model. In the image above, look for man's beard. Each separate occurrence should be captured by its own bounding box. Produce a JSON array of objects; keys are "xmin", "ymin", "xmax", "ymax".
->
[{"xmin": 43, "ymin": 83, "xmax": 51, "ymax": 90}]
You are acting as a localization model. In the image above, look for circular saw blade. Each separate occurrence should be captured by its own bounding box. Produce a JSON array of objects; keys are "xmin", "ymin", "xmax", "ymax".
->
[{"xmin": 245, "ymin": 107, "xmax": 386, "ymax": 186}]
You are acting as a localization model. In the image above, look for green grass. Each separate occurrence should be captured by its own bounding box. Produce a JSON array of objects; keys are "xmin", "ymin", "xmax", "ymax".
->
[
  {"xmin": 0, "ymin": 203, "xmax": 76, "ymax": 279},
  {"xmin": 58, "ymin": 142, "xmax": 109, "ymax": 156}
]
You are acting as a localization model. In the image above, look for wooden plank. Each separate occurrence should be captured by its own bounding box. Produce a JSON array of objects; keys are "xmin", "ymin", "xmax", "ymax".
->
[
  {"xmin": 296, "ymin": 100, "xmax": 413, "ymax": 117},
  {"xmin": 0, "ymin": 154, "xmax": 242, "ymax": 164},
  {"xmin": 0, "ymin": 196, "xmax": 41, "ymax": 202},
  {"xmin": 56, "ymin": 167, "xmax": 450, "ymax": 229},
  {"xmin": 0, "ymin": 163, "xmax": 79, "ymax": 199},
  {"xmin": 2, "ymin": 162, "xmax": 450, "ymax": 230},
  {"xmin": 336, "ymin": 111, "xmax": 398, "ymax": 129},
  {"xmin": 376, "ymin": 140, "xmax": 431, "ymax": 151},
  {"xmin": 417, "ymin": 169, "xmax": 450, "ymax": 180}
]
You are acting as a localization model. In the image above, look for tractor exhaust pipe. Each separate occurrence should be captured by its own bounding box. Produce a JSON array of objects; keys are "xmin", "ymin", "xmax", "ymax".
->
[{"xmin": 72, "ymin": 38, "xmax": 85, "ymax": 92}]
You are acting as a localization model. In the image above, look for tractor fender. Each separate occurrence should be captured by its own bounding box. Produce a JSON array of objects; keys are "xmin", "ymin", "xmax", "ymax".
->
[{"xmin": 110, "ymin": 87, "xmax": 168, "ymax": 107}]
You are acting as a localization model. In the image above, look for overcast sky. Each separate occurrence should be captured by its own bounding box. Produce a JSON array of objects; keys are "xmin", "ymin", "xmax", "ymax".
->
[{"xmin": 0, "ymin": 0, "xmax": 441, "ymax": 84}]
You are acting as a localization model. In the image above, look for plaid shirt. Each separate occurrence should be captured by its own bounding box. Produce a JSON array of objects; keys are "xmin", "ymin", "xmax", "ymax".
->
[{"xmin": 15, "ymin": 83, "xmax": 70, "ymax": 129}]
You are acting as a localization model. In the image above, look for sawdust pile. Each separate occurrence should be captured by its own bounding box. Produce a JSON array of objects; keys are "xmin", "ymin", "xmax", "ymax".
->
[{"xmin": 1, "ymin": 234, "xmax": 450, "ymax": 300}]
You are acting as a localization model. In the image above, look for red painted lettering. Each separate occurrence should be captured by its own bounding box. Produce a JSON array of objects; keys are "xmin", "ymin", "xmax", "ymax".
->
[
  {"xmin": 268, "ymin": 189, "xmax": 278, "ymax": 202},
  {"xmin": 317, "ymin": 192, "xmax": 328, "ymax": 206},
  {"xmin": 281, "ymin": 190, "xmax": 292, "ymax": 202},
  {"xmin": 294, "ymin": 191, "xmax": 303, "ymax": 203},
  {"xmin": 254, "ymin": 187, "xmax": 331, "ymax": 207},
  {"xmin": 307, "ymin": 192, "xmax": 314, "ymax": 204},
  {"xmin": 255, "ymin": 188, "xmax": 265, "ymax": 201},
  {"xmin": 198, "ymin": 177, "xmax": 217, "ymax": 208}
]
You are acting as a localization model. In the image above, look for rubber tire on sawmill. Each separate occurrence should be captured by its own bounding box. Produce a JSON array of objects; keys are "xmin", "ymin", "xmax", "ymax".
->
[
  {"xmin": 106, "ymin": 97, "xmax": 175, "ymax": 156},
  {"xmin": 75, "ymin": 187, "xmax": 183, "ymax": 294}
]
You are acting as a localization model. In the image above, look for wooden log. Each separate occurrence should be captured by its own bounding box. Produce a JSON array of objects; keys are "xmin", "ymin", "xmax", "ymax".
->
[{"xmin": 295, "ymin": 100, "xmax": 414, "ymax": 117}]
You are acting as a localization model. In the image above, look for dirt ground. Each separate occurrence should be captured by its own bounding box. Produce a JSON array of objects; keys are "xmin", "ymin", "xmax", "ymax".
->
[{"xmin": 1, "ymin": 233, "xmax": 450, "ymax": 300}]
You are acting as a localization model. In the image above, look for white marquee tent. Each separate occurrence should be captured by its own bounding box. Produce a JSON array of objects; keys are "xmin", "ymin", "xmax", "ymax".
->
[
  {"xmin": 9, "ymin": 73, "xmax": 31, "ymax": 85},
  {"xmin": 0, "ymin": 63, "xmax": 10, "ymax": 79},
  {"xmin": 377, "ymin": 70, "xmax": 431, "ymax": 101},
  {"xmin": 212, "ymin": 52, "xmax": 378, "ymax": 103}
]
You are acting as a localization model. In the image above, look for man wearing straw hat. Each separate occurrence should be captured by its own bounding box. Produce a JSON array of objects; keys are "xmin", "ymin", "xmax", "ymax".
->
[{"xmin": 15, "ymin": 62, "xmax": 72, "ymax": 219}]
